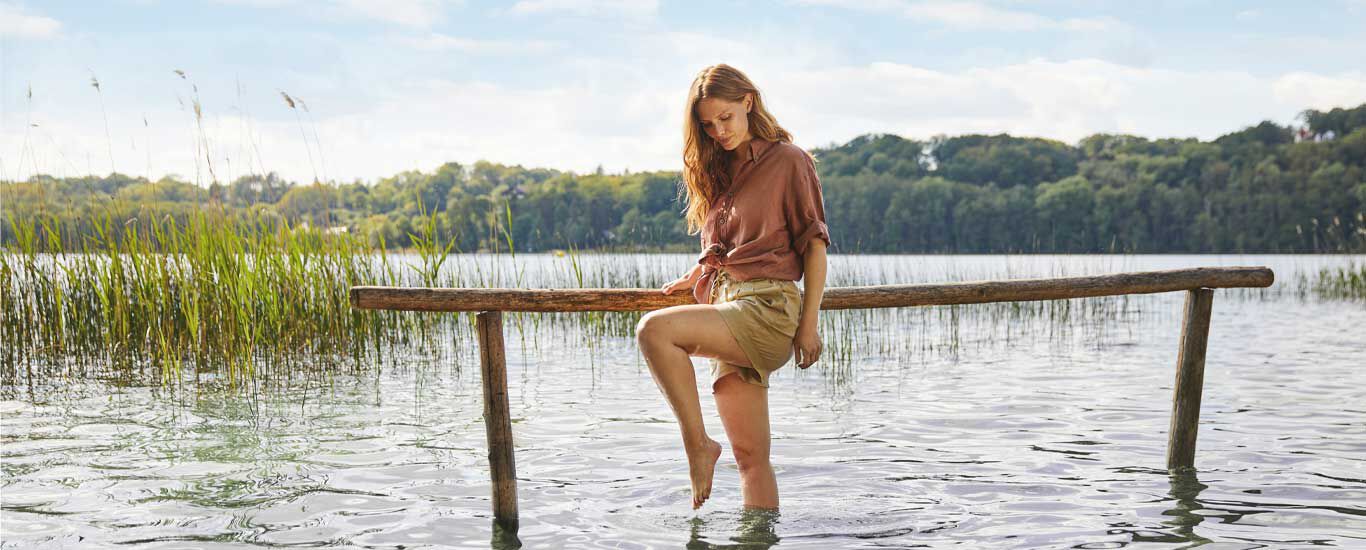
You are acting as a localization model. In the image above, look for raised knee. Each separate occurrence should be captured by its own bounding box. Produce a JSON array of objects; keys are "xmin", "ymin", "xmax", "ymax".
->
[{"xmin": 635, "ymin": 311, "xmax": 660, "ymax": 344}]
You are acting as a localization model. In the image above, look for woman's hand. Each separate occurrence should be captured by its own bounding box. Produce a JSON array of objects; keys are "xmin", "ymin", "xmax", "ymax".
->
[
  {"xmin": 661, "ymin": 265, "xmax": 702, "ymax": 295},
  {"xmin": 793, "ymin": 318, "xmax": 822, "ymax": 369}
]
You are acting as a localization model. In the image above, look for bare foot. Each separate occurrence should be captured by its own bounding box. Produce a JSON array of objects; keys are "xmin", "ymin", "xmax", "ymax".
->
[{"xmin": 688, "ymin": 438, "xmax": 723, "ymax": 509}]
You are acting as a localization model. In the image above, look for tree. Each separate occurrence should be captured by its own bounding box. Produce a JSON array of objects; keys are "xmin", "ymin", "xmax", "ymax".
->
[{"xmin": 1035, "ymin": 175, "xmax": 1095, "ymax": 251}]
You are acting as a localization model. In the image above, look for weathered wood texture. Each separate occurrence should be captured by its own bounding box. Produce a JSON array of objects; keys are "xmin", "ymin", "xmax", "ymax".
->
[
  {"xmin": 476, "ymin": 311, "xmax": 519, "ymax": 534},
  {"xmin": 1167, "ymin": 288, "xmax": 1214, "ymax": 471},
  {"xmin": 351, "ymin": 266, "xmax": 1272, "ymax": 313}
]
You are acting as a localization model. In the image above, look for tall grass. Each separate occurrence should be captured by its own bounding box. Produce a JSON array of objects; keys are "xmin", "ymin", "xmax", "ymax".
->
[
  {"xmin": 0, "ymin": 208, "xmax": 415, "ymax": 392},
  {"xmin": 1310, "ymin": 260, "xmax": 1366, "ymax": 300},
  {"xmin": 0, "ymin": 197, "xmax": 569, "ymax": 395}
]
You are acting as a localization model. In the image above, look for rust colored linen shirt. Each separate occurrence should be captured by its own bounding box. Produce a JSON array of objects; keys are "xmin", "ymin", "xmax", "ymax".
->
[{"xmin": 691, "ymin": 137, "xmax": 832, "ymax": 305}]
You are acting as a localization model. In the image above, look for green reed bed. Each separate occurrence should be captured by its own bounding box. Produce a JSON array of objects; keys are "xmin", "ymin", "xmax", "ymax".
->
[
  {"xmin": 0, "ymin": 209, "xmax": 422, "ymax": 391},
  {"xmin": 1309, "ymin": 260, "xmax": 1365, "ymax": 300},
  {"xmin": 0, "ymin": 203, "xmax": 627, "ymax": 394}
]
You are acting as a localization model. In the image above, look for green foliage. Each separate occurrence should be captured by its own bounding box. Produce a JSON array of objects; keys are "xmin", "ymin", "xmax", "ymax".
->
[
  {"xmin": 932, "ymin": 134, "xmax": 1079, "ymax": 188},
  {"xmin": 1036, "ymin": 175, "xmax": 1096, "ymax": 251},
  {"xmin": 3, "ymin": 103, "xmax": 1364, "ymax": 254}
]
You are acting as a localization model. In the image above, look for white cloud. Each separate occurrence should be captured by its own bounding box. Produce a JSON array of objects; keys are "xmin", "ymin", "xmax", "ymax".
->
[
  {"xmin": 903, "ymin": 0, "xmax": 1050, "ymax": 30},
  {"xmin": 1272, "ymin": 71, "xmax": 1366, "ymax": 112},
  {"xmin": 508, "ymin": 0, "xmax": 658, "ymax": 19},
  {"xmin": 794, "ymin": 0, "xmax": 1118, "ymax": 32},
  {"xmin": 210, "ymin": 0, "xmax": 297, "ymax": 6},
  {"xmin": 398, "ymin": 32, "xmax": 562, "ymax": 54},
  {"xmin": 212, "ymin": 0, "xmax": 456, "ymax": 28},
  {"xmin": 0, "ymin": 2, "xmax": 60, "ymax": 39},
  {"xmin": 0, "ymin": 73, "xmax": 679, "ymax": 185},
  {"xmin": 333, "ymin": 0, "xmax": 450, "ymax": 28},
  {"xmin": 768, "ymin": 59, "xmax": 1366, "ymax": 147},
  {"xmin": 5, "ymin": 24, "xmax": 1365, "ymax": 186}
]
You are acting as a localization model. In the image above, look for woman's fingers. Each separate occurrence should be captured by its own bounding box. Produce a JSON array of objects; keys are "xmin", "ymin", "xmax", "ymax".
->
[
  {"xmin": 661, "ymin": 276, "xmax": 694, "ymax": 294},
  {"xmin": 795, "ymin": 343, "xmax": 821, "ymax": 368}
]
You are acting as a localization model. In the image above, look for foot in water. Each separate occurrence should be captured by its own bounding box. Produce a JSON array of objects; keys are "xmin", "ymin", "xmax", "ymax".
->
[{"xmin": 689, "ymin": 438, "xmax": 723, "ymax": 509}]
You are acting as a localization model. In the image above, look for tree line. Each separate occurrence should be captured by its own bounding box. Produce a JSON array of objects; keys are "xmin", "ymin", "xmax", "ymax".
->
[{"xmin": 3, "ymin": 103, "xmax": 1363, "ymax": 254}]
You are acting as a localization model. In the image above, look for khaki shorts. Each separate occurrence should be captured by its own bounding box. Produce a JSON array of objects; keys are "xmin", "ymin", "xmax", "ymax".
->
[{"xmin": 708, "ymin": 268, "xmax": 802, "ymax": 390}]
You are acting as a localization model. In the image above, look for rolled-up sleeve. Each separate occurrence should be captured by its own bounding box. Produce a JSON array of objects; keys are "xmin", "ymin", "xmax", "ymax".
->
[{"xmin": 784, "ymin": 152, "xmax": 831, "ymax": 256}]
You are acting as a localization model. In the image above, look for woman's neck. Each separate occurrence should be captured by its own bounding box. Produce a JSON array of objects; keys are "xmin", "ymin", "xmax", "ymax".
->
[{"xmin": 732, "ymin": 135, "xmax": 753, "ymax": 157}]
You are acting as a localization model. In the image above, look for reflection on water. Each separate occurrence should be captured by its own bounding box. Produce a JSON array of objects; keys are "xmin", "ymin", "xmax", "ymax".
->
[
  {"xmin": 687, "ymin": 508, "xmax": 782, "ymax": 549},
  {"xmin": 2, "ymin": 254, "xmax": 1365, "ymax": 548},
  {"xmin": 1157, "ymin": 470, "xmax": 1210, "ymax": 545}
]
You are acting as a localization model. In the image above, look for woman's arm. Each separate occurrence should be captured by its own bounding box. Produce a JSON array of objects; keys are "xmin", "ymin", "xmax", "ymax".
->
[
  {"xmin": 686, "ymin": 262, "xmax": 704, "ymax": 281},
  {"xmin": 794, "ymin": 239, "xmax": 826, "ymax": 368},
  {"xmin": 798, "ymin": 240, "xmax": 827, "ymax": 327},
  {"xmin": 662, "ymin": 262, "xmax": 704, "ymax": 295}
]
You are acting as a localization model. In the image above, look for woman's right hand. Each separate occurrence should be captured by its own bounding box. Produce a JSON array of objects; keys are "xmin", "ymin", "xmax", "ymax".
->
[{"xmin": 661, "ymin": 265, "xmax": 701, "ymax": 295}]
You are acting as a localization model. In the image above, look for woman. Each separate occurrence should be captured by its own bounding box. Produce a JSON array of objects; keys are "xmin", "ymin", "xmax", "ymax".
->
[{"xmin": 635, "ymin": 63, "xmax": 831, "ymax": 511}]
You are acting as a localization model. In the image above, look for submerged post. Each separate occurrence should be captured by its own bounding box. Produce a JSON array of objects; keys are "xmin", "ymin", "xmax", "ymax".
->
[
  {"xmin": 475, "ymin": 311, "xmax": 519, "ymax": 538},
  {"xmin": 1167, "ymin": 288, "xmax": 1213, "ymax": 471}
]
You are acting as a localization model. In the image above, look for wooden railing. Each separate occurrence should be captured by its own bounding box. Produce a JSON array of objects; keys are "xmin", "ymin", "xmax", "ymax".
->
[{"xmin": 350, "ymin": 266, "xmax": 1275, "ymax": 539}]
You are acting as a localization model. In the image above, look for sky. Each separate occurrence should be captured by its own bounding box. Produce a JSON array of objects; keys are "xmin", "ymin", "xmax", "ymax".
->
[{"xmin": 2, "ymin": 0, "xmax": 1365, "ymax": 186}]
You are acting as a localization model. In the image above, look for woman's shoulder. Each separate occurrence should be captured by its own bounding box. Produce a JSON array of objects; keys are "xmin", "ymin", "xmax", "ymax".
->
[{"xmin": 766, "ymin": 140, "xmax": 815, "ymax": 167}]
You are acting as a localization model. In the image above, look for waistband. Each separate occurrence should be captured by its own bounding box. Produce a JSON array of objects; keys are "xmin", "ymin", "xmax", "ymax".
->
[
  {"xmin": 709, "ymin": 269, "xmax": 796, "ymax": 301},
  {"xmin": 716, "ymin": 268, "xmax": 797, "ymax": 286}
]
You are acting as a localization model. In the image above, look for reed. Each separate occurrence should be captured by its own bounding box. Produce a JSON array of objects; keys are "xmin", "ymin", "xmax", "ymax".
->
[
  {"xmin": 1311, "ymin": 259, "xmax": 1365, "ymax": 300},
  {"xmin": 0, "ymin": 191, "xmax": 560, "ymax": 393},
  {"xmin": 1, "ymin": 207, "xmax": 404, "ymax": 391},
  {"xmin": 88, "ymin": 72, "xmax": 115, "ymax": 175}
]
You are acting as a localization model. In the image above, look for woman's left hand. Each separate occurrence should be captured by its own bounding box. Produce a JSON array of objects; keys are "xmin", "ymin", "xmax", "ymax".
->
[{"xmin": 793, "ymin": 319, "xmax": 822, "ymax": 369}]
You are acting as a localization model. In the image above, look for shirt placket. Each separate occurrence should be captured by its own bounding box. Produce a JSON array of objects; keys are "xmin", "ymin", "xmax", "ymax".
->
[
  {"xmin": 716, "ymin": 155, "xmax": 751, "ymax": 242},
  {"xmin": 706, "ymin": 150, "xmax": 754, "ymax": 303},
  {"xmin": 715, "ymin": 193, "xmax": 733, "ymax": 233}
]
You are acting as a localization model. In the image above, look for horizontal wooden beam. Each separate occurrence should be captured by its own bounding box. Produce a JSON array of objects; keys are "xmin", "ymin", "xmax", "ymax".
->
[{"xmin": 350, "ymin": 266, "xmax": 1273, "ymax": 313}]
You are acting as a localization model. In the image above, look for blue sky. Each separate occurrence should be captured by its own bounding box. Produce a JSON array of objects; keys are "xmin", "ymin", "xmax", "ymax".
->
[{"xmin": 2, "ymin": 0, "xmax": 1365, "ymax": 186}]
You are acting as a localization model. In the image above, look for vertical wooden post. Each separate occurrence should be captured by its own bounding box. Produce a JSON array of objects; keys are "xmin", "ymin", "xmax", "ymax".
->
[
  {"xmin": 476, "ymin": 311, "xmax": 519, "ymax": 538},
  {"xmin": 1167, "ymin": 288, "xmax": 1213, "ymax": 471}
]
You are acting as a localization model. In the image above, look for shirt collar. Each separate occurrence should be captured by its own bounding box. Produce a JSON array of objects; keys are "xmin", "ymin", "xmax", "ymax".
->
[{"xmin": 739, "ymin": 137, "xmax": 775, "ymax": 164}]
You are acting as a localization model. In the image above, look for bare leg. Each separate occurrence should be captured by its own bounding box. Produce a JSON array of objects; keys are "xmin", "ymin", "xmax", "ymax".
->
[
  {"xmin": 636, "ymin": 305, "xmax": 754, "ymax": 509},
  {"xmin": 713, "ymin": 370, "xmax": 779, "ymax": 509}
]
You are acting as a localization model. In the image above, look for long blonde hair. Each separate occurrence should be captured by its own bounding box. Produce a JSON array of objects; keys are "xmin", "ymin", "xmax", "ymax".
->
[{"xmin": 680, "ymin": 64, "xmax": 802, "ymax": 235}]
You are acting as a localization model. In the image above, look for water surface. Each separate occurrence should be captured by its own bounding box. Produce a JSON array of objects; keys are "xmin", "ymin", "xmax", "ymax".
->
[{"xmin": 2, "ymin": 254, "xmax": 1364, "ymax": 548}]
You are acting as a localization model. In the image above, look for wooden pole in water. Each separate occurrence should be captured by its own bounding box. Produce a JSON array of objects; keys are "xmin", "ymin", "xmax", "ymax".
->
[
  {"xmin": 1167, "ymin": 288, "xmax": 1213, "ymax": 471},
  {"xmin": 476, "ymin": 311, "xmax": 519, "ymax": 536}
]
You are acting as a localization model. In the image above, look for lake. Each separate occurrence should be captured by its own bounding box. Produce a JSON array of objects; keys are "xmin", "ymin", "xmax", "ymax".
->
[{"xmin": 2, "ymin": 253, "xmax": 1364, "ymax": 548}]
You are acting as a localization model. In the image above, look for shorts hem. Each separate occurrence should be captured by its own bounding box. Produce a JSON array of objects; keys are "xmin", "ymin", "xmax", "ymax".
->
[{"xmin": 711, "ymin": 360, "xmax": 771, "ymax": 390}]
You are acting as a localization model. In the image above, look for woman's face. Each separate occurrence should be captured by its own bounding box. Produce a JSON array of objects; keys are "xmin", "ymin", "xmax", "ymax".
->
[{"xmin": 695, "ymin": 94, "xmax": 751, "ymax": 151}]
